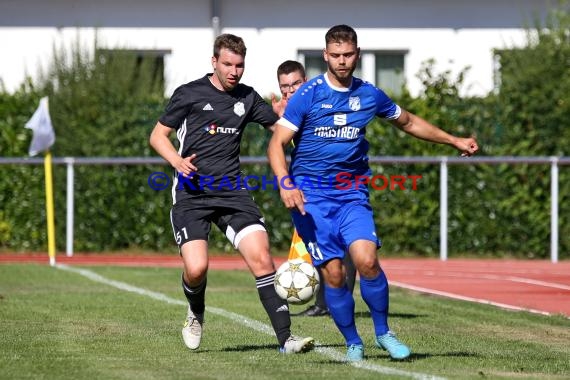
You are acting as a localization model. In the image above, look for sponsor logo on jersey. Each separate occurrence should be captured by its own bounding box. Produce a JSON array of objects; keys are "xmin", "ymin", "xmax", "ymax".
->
[
  {"xmin": 314, "ymin": 126, "xmax": 359, "ymax": 139},
  {"xmin": 203, "ymin": 123, "xmax": 239, "ymax": 135},
  {"xmin": 233, "ymin": 101, "xmax": 245, "ymax": 116},
  {"xmin": 202, "ymin": 103, "xmax": 214, "ymax": 111},
  {"xmin": 333, "ymin": 113, "xmax": 347, "ymax": 126},
  {"xmin": 321, "ymin": 103, "xmax": 333, "ymax": 108},
  {"xmin": 205, "ymin": 124, "xmax": 217, "ymax": 134},
  {"xmin": 349, "ymin": 96, "xmax": 361, "ymax": 111}
]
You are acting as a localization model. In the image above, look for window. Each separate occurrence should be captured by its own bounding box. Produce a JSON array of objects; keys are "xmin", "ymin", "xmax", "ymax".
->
[
  {"xmin": 374, "ymin": 52, "xmax": 405, "ymax": 96},
  {"xmin": 299, "ymin": 50, "xmax": 406, "ymax": 96}
]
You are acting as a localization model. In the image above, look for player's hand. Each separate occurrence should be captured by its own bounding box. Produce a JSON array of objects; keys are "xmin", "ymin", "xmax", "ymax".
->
[
  {"xmin": 173, "ymin": 153, "xmax": 198, "ymax": 177},
  {"xmin": 271, "ymin": 93, "xmax": 287, "ymax": 118},
  {"xmin": 279, "ymin": 187, "xmax": 307, "ymax": 215},
  {"xmin": 456, "ymin": 137, "xmax": 479, "ymax": 157}
]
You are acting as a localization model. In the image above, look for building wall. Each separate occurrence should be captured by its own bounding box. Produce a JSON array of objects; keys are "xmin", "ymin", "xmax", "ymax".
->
[{"xmin": 0, "ymin": 0, "xmax": 552, "ymax": 97}]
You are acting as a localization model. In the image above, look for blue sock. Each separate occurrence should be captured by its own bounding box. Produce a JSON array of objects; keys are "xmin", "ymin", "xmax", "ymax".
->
[
  {"xmin": 324, "ymin": 285, "xmax": 362, "ymax": 346},
  {"xmin": 360, "ymin": 270, "xmax": 390, "ymax": 336}
]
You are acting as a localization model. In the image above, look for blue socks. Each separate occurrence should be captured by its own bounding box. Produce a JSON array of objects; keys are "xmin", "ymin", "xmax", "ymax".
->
[
  {"xmin": 360, "ymin": 270, "xmax": 390, "ymax": 336},
  {"xmin": 325, "ymin": 284, "xmax": 362, "ymax": 346}
]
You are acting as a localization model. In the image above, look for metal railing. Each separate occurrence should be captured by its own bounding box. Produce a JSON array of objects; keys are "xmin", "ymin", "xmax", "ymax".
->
[{"xmin": 1, "ymin": 156, "xmax": 568, "ymax": 262}]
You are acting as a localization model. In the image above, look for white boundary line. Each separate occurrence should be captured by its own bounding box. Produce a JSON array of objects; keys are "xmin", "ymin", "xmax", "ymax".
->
[
  {"xmin": 56, "ymin": 264, "xmax": 444, "ymax": 380},
  {"xmin": 391, "ymin": 271, "xmax": 570, "ymax": 291},
  {"xmin": 503, "ymin": 276, "xmax": 570, "ymax": 290},
  {"xmin": 390, "ymin": 281, "xmax": 553, "ymax": 316}
]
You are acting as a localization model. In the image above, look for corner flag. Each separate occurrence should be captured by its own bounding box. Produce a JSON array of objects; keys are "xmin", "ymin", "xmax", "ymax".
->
[
  {"xmin": 25, "ymin": 97, "xmax": 55, "ymax": 156},
  {"xmin": 288, "ymin": 229, "xmax": 312, "ymax": 263},
  {"xmin": 25, "ymin": 97, "xmax": 56, "ymax": 266}
]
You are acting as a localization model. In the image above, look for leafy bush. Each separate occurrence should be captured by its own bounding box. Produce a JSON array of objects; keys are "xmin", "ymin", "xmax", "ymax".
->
[{"xmin": 1, "ymin": 4, "xmax": 568, "ymax": 258}]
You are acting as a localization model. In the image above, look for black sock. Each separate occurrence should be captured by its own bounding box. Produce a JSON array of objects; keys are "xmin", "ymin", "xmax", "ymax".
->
[
  {"xmin": 256, "ymin": 272, "xmax": 291, "ymax": 347},
  {"xmin": 182, "ymin": 273, "xmax": 206, "ymax": 315},
  {"xmin": 343, "ymin": 255, "xmax": 357, "ymax": 294},
  {"xmin": 315, "ymin": 266, "xmax": 327, "ymax": 308}
]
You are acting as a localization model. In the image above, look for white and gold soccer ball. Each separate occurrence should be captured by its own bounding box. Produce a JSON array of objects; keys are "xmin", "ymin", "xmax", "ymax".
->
[{"xmin": 274, "ymin": 258, "xmax": 320, "ymax": 305}]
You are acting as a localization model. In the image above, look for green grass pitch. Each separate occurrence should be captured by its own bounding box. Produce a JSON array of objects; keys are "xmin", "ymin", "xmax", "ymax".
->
[{"xmin": 1, "ymin": 264, "xmax": 569, "ymax": 379}]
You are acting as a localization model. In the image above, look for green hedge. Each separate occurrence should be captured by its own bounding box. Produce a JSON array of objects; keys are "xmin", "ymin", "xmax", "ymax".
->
[{"xmin": 1, "ymin": 5, "xmax": 568, "ymax": 257}]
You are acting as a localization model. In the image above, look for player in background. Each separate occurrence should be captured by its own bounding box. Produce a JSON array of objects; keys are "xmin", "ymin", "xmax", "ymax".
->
[
  {"xmin": 275, "ymin": 60, "xmax": 356, "ymax": 317},
  {"xmin": 149, "ymin": 33, "xmax": 314, "ymax": 354},
  {"xmin": 267, "ymin": 25, "xmax": 479, "ymax": 361}
]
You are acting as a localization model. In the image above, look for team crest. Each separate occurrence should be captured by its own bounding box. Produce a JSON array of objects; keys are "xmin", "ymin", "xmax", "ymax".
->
[
  {"xmin": 233, "ymin": 102, "xmax": 245, "ymax": 117},
  {"xmin": 349, "ymin": 96, "xmax": 361, "ymax": 111}
]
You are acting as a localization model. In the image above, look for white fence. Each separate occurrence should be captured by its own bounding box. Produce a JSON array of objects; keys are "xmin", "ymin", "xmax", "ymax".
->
[{"xmin": 1, "ymin": 156, "xmax": 568, "ymax": 262}]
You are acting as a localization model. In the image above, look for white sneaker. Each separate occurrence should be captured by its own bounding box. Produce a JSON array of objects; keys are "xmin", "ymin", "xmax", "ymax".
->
[
  {"xmin": 182, "ymin": 306, "xmax": 203, "ymax": 350},
  {"xmin": 279, "ymin": 335, "xmax": 315, "ymax": 354}
]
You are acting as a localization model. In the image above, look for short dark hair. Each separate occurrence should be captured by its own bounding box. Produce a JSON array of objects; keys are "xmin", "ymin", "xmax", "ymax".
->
[
  {"xmin": 325, "ymin": 24, "xmax": 358, "ymax": 46},
  {"xmin": 276, "ymin": 60, "xmax": 306, "ymax": 80},
  {"xmin": 213, "ymin": 34, "xmax": 247, "ymax": 58}
]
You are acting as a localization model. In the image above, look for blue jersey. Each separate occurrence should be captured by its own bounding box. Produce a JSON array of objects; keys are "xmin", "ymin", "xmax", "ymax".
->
[{"xmin": 279, "ymin": 73, "xmax": 401, "ymax": 196}]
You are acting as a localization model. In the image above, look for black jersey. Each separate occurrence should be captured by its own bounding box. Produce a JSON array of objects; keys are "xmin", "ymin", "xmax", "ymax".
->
[{"xmin": 159, "ymin": 74, "xmax": 279, "ymax": 203}]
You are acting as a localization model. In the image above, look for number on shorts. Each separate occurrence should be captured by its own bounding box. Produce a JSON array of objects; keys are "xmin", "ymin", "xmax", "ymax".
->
[
  {"xmin": 175, "ymin": 227, "xmax": 188, "ymax": 245},
  {"xmin": 307, "ymin": 241, "xmax": 323, "ymax": 261}
]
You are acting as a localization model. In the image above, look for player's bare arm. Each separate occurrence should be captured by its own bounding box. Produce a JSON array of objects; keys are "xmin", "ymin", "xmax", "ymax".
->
[
  {"xmin": 267, "ymin": 124, "xmax": 307, "ymax": 215},
  {"xmin": 149, "ymin": 121, "xmax": 198, "ymax": 176},
  {"xmin": 391, "ymin": 108, "xmax": 479, "ymax": 157}
]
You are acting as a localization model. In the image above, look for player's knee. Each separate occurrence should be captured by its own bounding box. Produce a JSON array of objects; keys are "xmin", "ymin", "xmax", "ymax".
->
[
  {"xmin": 356, "ymin": 257, "xmax": 380, "ymax": 278},
  {"xmin": 257, "ymin": 252, "xmax": 275, "ymax": 271},
  {"xmin": 245, "ymin": 249, "xmax": 276, "ymax": 276},
  {"xmin": 324, "ymin": 268, "xmax": 345, "ymax": 287},
  {"xmin": 184, "ymin": 267, "xmax": 207, "ymax": 285}
]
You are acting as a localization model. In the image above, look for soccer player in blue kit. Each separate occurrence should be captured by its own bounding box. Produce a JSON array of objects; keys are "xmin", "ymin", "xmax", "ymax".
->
[
  {"xmin": 275, "ymin": 60, "xmax": 357, "ymax": 317},
  {"xmin": 267, "ymin": 25, "xmax": 479, "ymax": 362}
]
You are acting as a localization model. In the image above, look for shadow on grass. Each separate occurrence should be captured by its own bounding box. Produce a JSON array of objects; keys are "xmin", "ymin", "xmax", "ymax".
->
[
  {"xmin": 316, "ymin": 343, "xmax": 347, "ymax": 349},
  {"xmin": 220, "ymin": 342, "xmax": 349, "ymax": 353},
  {"xmin": 218, "ymin": 343, "xmax": 477, "ymax": 364},
  {"xmin": 355, "ymin": 311, "xmax": 425, "ymax": 319},
  {"xmin": 221, "ymin": 344, "xmax": 280, "ymax": 352},
  {"xmin": 365, "ymin": 351, "xmax": 479, "ymax": 361}
]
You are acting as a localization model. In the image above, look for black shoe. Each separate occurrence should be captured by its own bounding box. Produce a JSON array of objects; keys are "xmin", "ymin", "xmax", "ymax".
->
[{"xmin": 291, "ymin": 304, "xmax": 330, "ymax": 317}]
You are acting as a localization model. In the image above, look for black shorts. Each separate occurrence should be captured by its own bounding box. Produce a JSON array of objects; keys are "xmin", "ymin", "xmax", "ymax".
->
[{"xmin": 170, "ymin": 191, "xmax": 266, "ymax": 249}]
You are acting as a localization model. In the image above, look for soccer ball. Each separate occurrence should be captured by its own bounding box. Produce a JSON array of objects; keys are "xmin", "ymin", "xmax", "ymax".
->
[{"xmin": 274, "ymin": 259, "xmax": 320, "ymax": 305}]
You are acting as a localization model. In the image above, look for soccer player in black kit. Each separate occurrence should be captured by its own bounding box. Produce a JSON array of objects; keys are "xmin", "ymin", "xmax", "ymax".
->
[{"xmin": 149, "ymin": 33, "xmax": 314, "ymax": 354}]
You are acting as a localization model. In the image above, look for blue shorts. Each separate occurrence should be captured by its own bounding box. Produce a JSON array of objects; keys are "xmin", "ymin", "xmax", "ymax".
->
[{"xmin": 292, "ymin": 192, "xmax": 381, "ymax": 267}]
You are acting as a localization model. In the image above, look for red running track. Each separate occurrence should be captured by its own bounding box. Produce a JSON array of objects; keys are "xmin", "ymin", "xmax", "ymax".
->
[{"xmin": 2, "ymin": 254, "xmax": 569, "ymax": 317}]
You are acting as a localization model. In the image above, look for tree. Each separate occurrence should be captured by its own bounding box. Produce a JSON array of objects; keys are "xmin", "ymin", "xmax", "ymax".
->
[{"xmin": 495, "ymin": 1, "xmax": 570, "ymax": 156}]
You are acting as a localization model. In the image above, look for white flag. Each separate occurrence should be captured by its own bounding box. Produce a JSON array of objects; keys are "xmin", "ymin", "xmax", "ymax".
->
[{"xmin": 25, "ymin": 97, "xmax": 55, "ymax": 156}]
